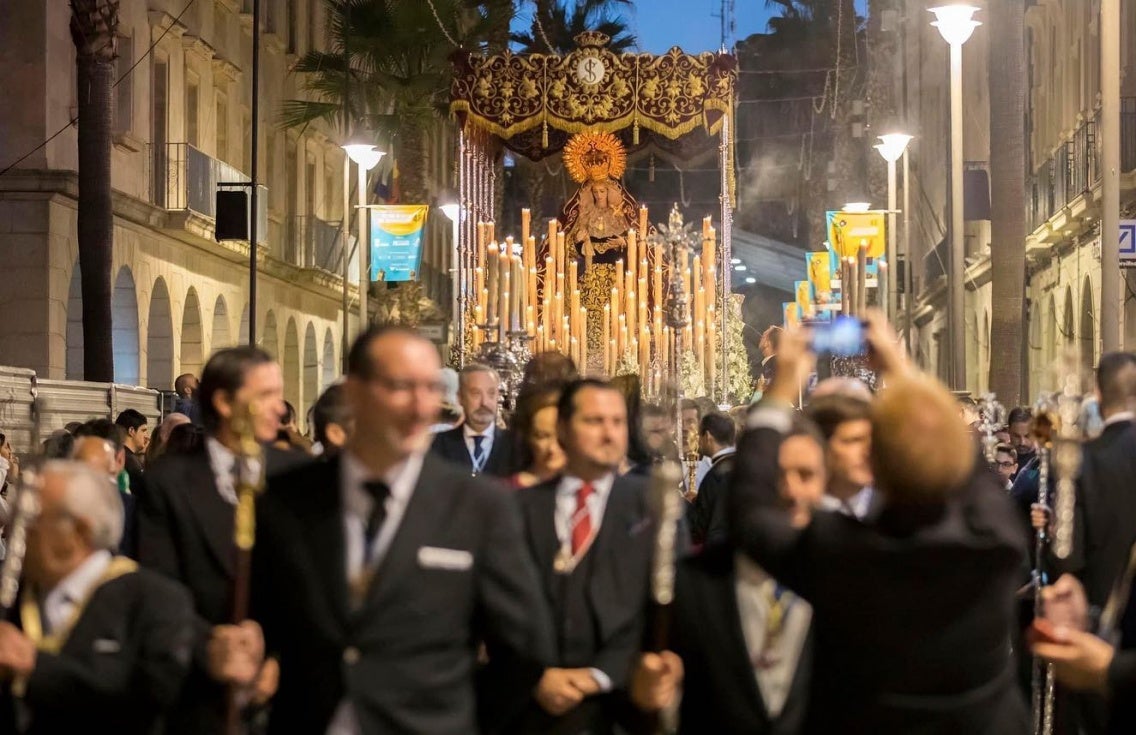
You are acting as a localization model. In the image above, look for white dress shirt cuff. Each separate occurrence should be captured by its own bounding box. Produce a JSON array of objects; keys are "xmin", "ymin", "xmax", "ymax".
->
[{"xmin": 589, "ymin": 667, "xmax": 613, "ymax": 693}]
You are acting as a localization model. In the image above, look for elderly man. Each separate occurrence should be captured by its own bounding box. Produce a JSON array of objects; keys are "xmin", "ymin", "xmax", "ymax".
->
[
  {"xmin": 0, "ymin": 461, "xmax": 194, "ymax": 733},
  {"xmin": 430, "ymin": 363, "xmax": 518, "ymax": 477}
]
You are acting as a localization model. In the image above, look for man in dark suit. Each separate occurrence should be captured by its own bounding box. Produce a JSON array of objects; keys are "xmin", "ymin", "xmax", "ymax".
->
[
  {"xmin": 688, "ymin": 411, "xmax": 736, "ymax": 546},
  {"xmin": 729, "ymin": 316, "xmax": 1029, "ymax": 735},
  {"xmin": 633, "ymin": 413, "xmax": 826, "ymax": 735},
  {"xmin": 0, "ymin": 461, "xmax": 194, "ymax": 733},
  {"xmin": 1051, "ymin": 352, "xmax": 1136, "ymax": 609},
  {"xmin": 512, "ymin": 379, "xmax": 660, "ymax": 734},
  {"xmin": 136, "ymin": 346, "xmax": 295, "ymax": 734},
  {"xmin": 430, "ymin": 363, "xmax": 518, "ymax": 477},
  {"xmin": 246, "ymin": 326, "xmax": 552, "ymax": 735}
]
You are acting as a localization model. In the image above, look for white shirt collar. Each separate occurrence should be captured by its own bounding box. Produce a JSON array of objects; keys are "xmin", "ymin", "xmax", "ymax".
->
[
  {"xmin": 205, "ymin": 436, "xmax": 239, "ymax": 504},
  {"xmin": 553, "ymin": 473, "xmax": 617, "ymax": 545},
  {"xmin": 43, "ymin": 549, "xmax": 113, "ymax": 632},
  {"xmin": 463, "ymin": 423, "xmax": 496, "ymax": 440},
  {"xmin": 557, "ymin": 472, "xmax": 616, "ymax": 498},
  {"xmin": 711, "ymin": 447, "xmax": 736, "ymax": 461},
  {"xmin": 341, "ymin": 450, "xmax": 423, "ymax": 517},
  {"xmin": 1104, "ymin": 411, "xmax": 1135, "ymax": 428}
]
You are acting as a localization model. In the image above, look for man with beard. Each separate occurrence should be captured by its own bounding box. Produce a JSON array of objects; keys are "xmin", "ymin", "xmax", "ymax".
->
[{"xmin": 430, "ymin": 364, "xmax": 518, "ymax": 477}]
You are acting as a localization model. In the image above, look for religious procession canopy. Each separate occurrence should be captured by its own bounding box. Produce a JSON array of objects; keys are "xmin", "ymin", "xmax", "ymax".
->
[
  {"xmin": 450, "ymin": 31, "xmax": 736, "ymax": 163},
  {"xmin": 448, "ymin": 33, "xmax": 743, "ymax": 402}
]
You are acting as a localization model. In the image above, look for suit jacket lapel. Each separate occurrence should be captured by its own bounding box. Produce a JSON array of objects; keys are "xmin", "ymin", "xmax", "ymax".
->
[
  {"xmin": 361, "ymin": 459, "xmax": 455, "ymax": 611},
  {"xmin": 523, "ymin": 481, "xmax": 560, "ymax": 596},
  {"xmin": 443, "ymin": 429, "xmax": 473, "ymax": 469},
  {"xmin": 709, "ymin": 559, "xmax": 770, "ymax": 723},
  {"xmin": 183, "ymin": 454, "xmax": 236, "ymax": 578},
  {"xmin": 486, "ymin": 428, "xmax": 511, "ymax": 473},
  {"xmin": 305, "ymin": 460, "xmax": 349, "ymax": 627}
]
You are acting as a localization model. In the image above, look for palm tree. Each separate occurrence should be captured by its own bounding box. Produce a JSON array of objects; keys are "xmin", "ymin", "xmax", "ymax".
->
[
  {"xmin": 281, "ymin": 0, "xmax": 490, "ymax": 205},
  {"xmin": 511, "ymin": 0, "xmax": 636, "ymax": 55},
  {"xmin": 987, "ymin": 0, "xmax": 1027, "ymax": 405},
  {"xmin": 70, "ymin": 0, "xmax": 119, "ymax": 382}
]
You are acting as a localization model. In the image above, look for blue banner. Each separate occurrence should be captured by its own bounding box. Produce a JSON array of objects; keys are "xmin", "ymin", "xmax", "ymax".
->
[{"xmin": 369, "ymin": 205, "xmax": 429, "ymax": 282}]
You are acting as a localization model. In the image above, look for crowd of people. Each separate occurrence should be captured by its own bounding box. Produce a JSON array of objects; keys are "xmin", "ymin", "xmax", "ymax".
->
[{"xmin": 0, "ymin": 312, "xmax": 1134, "ymax": 734}]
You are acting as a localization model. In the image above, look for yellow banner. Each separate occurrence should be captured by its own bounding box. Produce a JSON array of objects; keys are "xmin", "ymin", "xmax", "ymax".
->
[
  {"xmin": 827, "ymin": 211, "xmax": 886, "ymax": 259},
  {"xmin": 807, "ymin": 251, "xmax": 832, "ymax": 295}
]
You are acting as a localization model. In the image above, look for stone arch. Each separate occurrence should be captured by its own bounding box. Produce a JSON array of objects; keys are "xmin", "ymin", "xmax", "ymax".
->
[
  {"xmin": 303, "ymin": 322, "xmax": 319, "ymax": 425},
  {"xmin": 262, "ymin": 310, "xmax": 279, "ymax": 359},
  {"xmin": 147, "ymin": 277, "xmax": 174, "ymax": 390},
  {"xmin": 238, "ymin": 303, "xmax": 250, "ymax": 346},
  {"xmin": 322, "ymin": 328, "xmax": 336, "ymax": 389},
  {"xmin": 212, "ymin": 295, "xmax": 232, "ymax": 350},
  {"xmin": 181, "ymin": 287, "xmax": 204, "ymax": 376},
  {"xmin": 283, "ymin": 317, "xmax": 301, "ymax": 421},
  {"xmin": 112, "ymin": 266, "xmax": 140, "ymax": 385},
  {"xmin": 1081, "ymin": 276, "xmax": 1095, "ymax": 373},
  {"xmin": 66, "ymin": 262, "xmax": 83, "ymax": 379}
]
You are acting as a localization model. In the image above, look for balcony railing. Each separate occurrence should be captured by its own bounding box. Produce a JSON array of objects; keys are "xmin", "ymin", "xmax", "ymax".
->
[
  {"xmin": 286, "ymin": 215, "xmax": 354, "ymax": 274},
  {"xmin": 149, "ymin": 142, "xmax": 267, "ymax": 245},
  {"xmin": 1028, "ymin": 98, "xmax": 1136, "ymax": 232}
]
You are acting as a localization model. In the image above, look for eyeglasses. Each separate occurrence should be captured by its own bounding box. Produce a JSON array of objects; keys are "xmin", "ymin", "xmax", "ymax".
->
[{"xmin": 995, "ymin": 460, "xmax": 1016, "ymax": 469}]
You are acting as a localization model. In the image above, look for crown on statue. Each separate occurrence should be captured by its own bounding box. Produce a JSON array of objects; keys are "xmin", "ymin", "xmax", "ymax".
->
[
  {"xmin": 564, "ymin": 130, "xmax": 626, "ymax": 184},
  {"xmin": 573, "ymin": 31, "xmax": 612, "ymax": 49}
]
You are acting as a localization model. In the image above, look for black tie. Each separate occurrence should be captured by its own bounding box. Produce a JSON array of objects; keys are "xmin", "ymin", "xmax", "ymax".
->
[{"xmin": 361, "ymin": 480, "xmax": 391, "ymax": 563}]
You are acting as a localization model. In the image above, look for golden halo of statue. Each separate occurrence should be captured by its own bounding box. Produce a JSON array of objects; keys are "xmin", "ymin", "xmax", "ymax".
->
[{"xmin": 564, "ymin": 131, "xmax": 627, "ymax": 184}]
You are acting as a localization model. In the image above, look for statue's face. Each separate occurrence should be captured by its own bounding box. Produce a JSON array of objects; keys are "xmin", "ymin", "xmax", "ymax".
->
[{"xmin": 593, "ymin": 184, "xmax": 609, "ymax": 208}]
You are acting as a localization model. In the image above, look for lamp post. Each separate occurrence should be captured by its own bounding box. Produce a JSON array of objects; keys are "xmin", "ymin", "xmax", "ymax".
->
[
  {"xmin": 1101, "ymin": 0, "xmax": 1121, "ymax": 351},
  {"xmin": 931, "ymin": 4, "xmax": 980, "ymax": 391},
  {"xmin": 343, "ymin": 143, "xmax": 384, "ymax": 338},
  {"xmin": 440, "ymin": 201, "xmax": 463, "ymax": 365},
  {"xmin": 875, "ymin": 133, "xmax": 913, "ymax": 325}
]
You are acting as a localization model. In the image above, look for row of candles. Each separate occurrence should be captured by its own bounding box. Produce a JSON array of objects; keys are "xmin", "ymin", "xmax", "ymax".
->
[{"xmin": 470, "ymin": 208, "xmax": 723, "ymax": 389}]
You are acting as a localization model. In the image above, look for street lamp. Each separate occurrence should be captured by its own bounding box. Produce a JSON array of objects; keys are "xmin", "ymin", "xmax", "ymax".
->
[
  {"xmin": 931, "ymin": 4, "xmax": 980, "ymax": 391},
  {"xmin": 874, "ymin": 133, "xmax": 913, "ymax": 325},
  {"xmin": 343, "ymin": 142, "xmax": 385, "ymax": 339},
  {"xmin": 440, "ymin": 198, "xmax": 463, "ymax": 364}
]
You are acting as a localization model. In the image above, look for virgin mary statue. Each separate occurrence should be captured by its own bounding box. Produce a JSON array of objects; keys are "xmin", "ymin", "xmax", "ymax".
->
[{"xmin": 558, "ymin": 131, "xmax": 641, "ymax": 369}]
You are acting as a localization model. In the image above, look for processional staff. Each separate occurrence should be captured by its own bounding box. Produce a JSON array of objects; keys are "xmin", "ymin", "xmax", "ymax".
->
[
  {"xmin": 226, "ymin": 403, "xmax": 266, "ymax": 735},
  {"xmin": 645, "ymin": 460, "xmax": 683, "ymax": 734}
]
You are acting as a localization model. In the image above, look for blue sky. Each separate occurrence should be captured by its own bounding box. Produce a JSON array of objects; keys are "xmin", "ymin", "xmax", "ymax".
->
[{"xmin": 630, "ymin": 0, "xmax": 870, "ymax": 54}]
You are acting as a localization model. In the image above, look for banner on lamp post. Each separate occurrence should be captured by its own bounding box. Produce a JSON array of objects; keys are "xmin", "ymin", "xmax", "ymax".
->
[
  {"xmin": 826, "ymin": 210, "xmax": 886, "ymax": 262},
  {"xmin": 370, "ymin": 205, "xmax": 429, "ymax": 282}
]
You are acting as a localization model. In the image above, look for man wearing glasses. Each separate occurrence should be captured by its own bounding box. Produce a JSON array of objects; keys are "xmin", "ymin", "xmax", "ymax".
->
[
  {"xmin": 993, "ymin": 443, "xmax": 1018, "ymax": 491},
  {"xmin": 246, "ymin": 325, "xmax": 553, "ymax": 734}
]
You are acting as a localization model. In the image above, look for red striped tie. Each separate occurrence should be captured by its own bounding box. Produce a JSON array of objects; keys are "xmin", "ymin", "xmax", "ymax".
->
[{"xmin": 571, "ymin": 482, "xmax": 595, "ymax": 556}]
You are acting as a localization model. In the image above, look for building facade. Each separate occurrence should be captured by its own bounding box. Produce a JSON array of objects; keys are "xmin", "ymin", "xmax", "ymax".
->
[
  {"xmin": 0, "ymin": 0, "xmax": 455, "ymax": 418},
  {"xmin": 888, "ymin": 0, "xmax": 1136, "ymax": 397}
]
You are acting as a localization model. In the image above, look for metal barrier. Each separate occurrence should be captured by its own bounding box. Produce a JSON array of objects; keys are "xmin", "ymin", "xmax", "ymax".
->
[{"xmin": 0, "ymin": 366, "xmax": 163, "ymax": 454}]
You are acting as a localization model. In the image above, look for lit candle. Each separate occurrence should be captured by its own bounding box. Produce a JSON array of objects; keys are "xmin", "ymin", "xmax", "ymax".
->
[
  {"xmin": 639, "ymin": 206, "xmax": 648, "ymax": 239},
  {"xmin": 627, "ymin": 229, "xmax": 637, "ymax": 285},
  {"xmin": 618, "ymin": 314, "xmax": 627, "ymax": 356},
  {"xmin": 580, "ymin": 308, "xmax": 588, "ymax": 372},
  {"xmin": 486, "ymin": 242, "xmax": 500, "ymax": 329},
  {"xmin": 640, "ymin": 324, "xmax": 650, "ymax": 375},
  {"xmin": 526, "ymin": 305, "xmax": 535, "ymax": 338},
  {"xmin": 603, "ymin": 305, "xmax": 611, "ymax": 374},
  {"xmin": 521, "ymin": 208, "xmax": 531, "ymax": 248}
]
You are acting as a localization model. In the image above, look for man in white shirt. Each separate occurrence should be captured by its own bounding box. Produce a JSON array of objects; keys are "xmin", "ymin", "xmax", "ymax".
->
[
  {"xmin": 0, "ymin": 461, "xmax": 195, "ymax": 734},
  {"xmin": 429, "ymin": 364, "xmax": 518, "ymax": 477},
  {"xmin": 513, "ymin": 379, "xmax": 667, "ymax": 734},
  {"xmin": 246, "ymin": 326, "xmax": 552, "ymax": 735}
]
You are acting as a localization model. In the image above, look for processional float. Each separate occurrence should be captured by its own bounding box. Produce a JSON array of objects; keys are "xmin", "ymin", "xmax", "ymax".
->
[{"xmin": 448, "ymin": 32, "xmax": 738, "ymax": 405}]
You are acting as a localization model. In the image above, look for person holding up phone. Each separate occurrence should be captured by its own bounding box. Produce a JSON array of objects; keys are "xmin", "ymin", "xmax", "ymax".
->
[{"xmin": 726, "ymin": 312, "xmax": 1030, "ymax": 735}]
